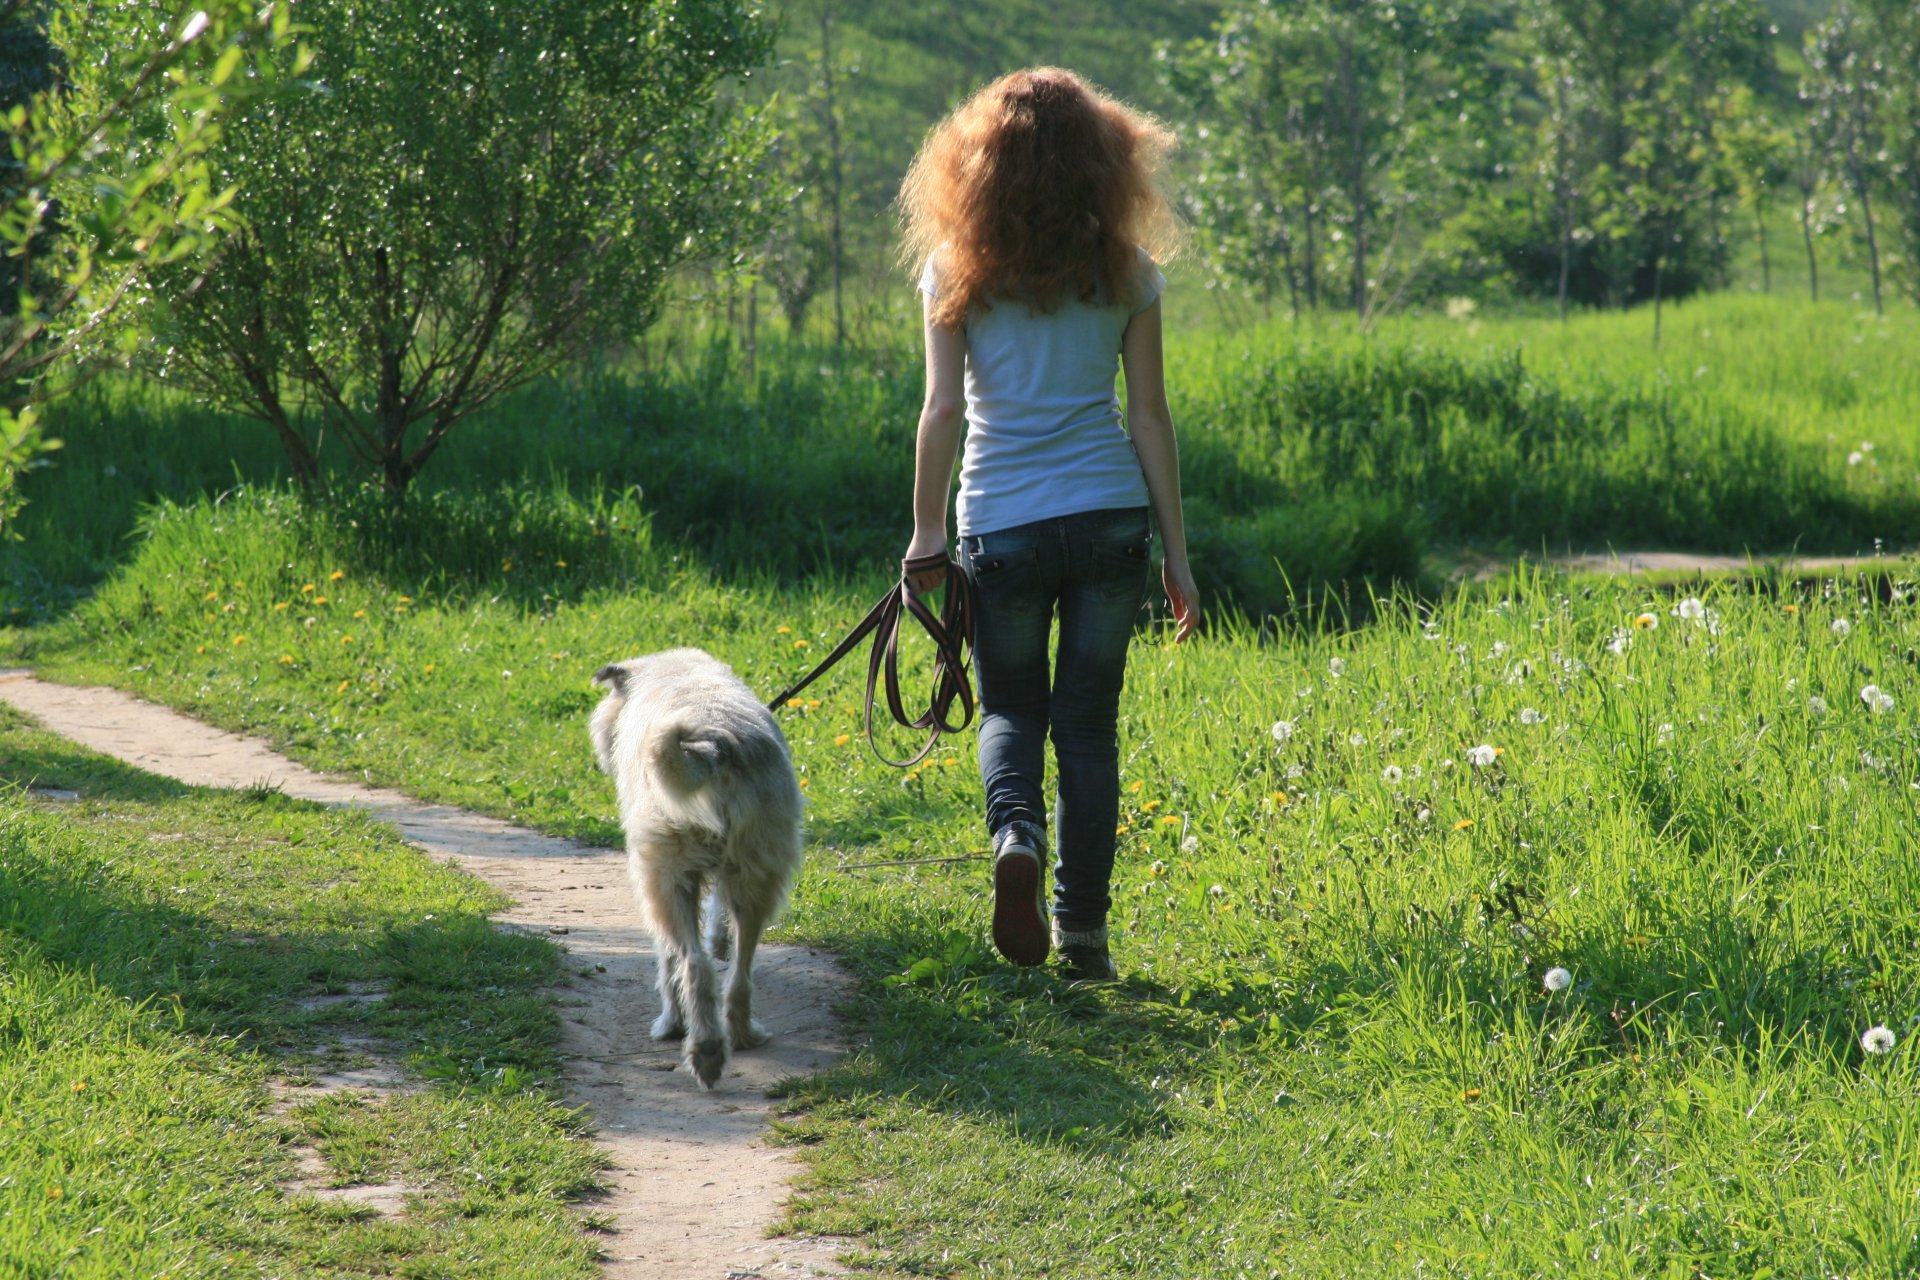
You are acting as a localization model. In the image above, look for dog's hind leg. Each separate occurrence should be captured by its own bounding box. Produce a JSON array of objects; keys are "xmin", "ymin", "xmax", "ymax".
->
[
  {"xmin": 705, "ymin": 892, "xmax": 734, "ymax": 963},
  {"xmin": 634, "ymin": 851, "xmax": 728, "ymax": 1087}
]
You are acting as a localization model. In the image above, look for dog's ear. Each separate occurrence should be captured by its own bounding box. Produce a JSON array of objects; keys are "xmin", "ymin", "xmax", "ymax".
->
[{"xmin": 592, "ymin": 663, "xmax": 630, "ymax": 694}]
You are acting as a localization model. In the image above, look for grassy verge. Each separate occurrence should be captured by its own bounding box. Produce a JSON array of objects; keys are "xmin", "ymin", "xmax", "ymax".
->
[
  {"xmin": 0, "ymin": 708, "xmax": 604, "ymax": 1278},
  {"xmin": 8, "ymin": 293, "xmax": 1917, "ymax": 620},
  {"xmin": 12, "ymin": 492, "xmax": 1919, "ymax": 1275}
]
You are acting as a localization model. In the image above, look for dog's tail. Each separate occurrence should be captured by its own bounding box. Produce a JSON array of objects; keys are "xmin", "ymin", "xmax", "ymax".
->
[{"xmin": 647, "ymin": 720, "xmax": 740, "ymax": 832}]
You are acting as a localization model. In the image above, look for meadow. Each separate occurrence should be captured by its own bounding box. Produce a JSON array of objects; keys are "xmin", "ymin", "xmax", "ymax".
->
[{"xmin": 3, "ymin": 291, "xmax": 1919, "ymax": 1276}]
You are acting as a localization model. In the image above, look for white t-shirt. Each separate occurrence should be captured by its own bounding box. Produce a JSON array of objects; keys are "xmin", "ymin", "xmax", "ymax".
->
[{"xmin": 918, "ymin": 248, "xmax": 1163, "ymax": 537}]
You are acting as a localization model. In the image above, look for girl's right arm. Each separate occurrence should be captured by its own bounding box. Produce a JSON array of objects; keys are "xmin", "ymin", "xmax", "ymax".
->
[{"xmin": 1120, "ymin": 298, "xmax": 1199, "ymax": 642}]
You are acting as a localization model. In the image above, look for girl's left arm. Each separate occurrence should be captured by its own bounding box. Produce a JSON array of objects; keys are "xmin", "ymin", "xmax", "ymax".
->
[{"xmin": 903, "ymin": 299, "xmax": 967, "ymax": 594}]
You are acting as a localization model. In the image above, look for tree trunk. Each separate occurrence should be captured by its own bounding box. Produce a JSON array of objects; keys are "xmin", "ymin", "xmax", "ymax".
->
[
  {"xmin": 1651, "ymin": 234, "xmax": 1666, "ymax": 349},
  {"xmin": 745, "ymin": 281, "xmax": 757, "ymax": 381},
  {"xmin": 1557, "ymin": 193, "xmax": 1574, "ymax": 321},
  {"xmin": 1857, "ymin": 167, "xmax": 1884, "ymax": 315},
  {"xmin": 1801, "ymin": 194, "xmax": 1820, "ymax": 301},
  {"xmin": 1303, "ymin": 203, "xmax": 1320, "ymax": 311},
  {"xmin": 821, "ymin": 5, "xmax": 845, "ymax": 348}
]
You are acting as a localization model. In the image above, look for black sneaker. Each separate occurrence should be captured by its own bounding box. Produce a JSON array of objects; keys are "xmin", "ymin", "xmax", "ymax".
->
[
  {"xmin": 990, "ymin": 820, "xmax": 1050, "ymax": 967},
  {"xmin": 1053, "ymin": 922, "xmax": 1117, "ymax": 985}
]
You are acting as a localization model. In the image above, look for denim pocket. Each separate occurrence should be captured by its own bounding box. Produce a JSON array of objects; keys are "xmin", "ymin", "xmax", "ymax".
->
[
  {"xmin": 964, "ymin": 540, "xmax": 1041, "ymax": 597},
  {"xmin": 1089, "ymin": 533, "xmax": 1151, "ymax": 605}
]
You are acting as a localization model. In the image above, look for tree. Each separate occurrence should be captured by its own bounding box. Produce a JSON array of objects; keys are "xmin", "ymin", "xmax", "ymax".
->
[
  {"xmin": 1718, "ymin": 86, "xmax": 1791, "ymax": 294},
  {"xmin": 1806, "ymin": 4, "xmax": 1887, "ymax": 314},
  {"xmin": 1163, "ymin": 0, "xmax": 1469, "ymax": 320},
  {"xmin": 1855, "ymin": 0, "xmax": 1920, "ymax": 304},
  {"xmin": 0, "ymin": 0, "xmax": 298, "ymax": 527},
  {"xmin": 80, "ymin": 0, "xmax": 775, "ymax": 492}
]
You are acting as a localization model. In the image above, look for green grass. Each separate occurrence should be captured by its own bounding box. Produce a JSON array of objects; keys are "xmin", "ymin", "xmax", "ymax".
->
[
  {"xmin": 9, "ymin": 481, "xmax": 1919, "ymax": 1276},
  {"xmin": 0, "ymin": 709, "xmax": 605, "ymax": 1278},
  {"xmin": 5, "ymin": 289, "xmax": 1920, "ymax": 1275},
  {"xmin": 9, "ymin": 292, "xmax": 1918, "ymax": 622}
]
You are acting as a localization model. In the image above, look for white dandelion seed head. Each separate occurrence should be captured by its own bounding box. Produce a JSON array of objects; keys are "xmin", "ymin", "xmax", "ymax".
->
[
  {"xmin": 1831, "ymin": 617, "xmax": 1852, "ymax": 637},
  {"xmin": 1675, "ymin": 597, "xmax": 1706, "ymax": 621},
  {"xmin": 1438, "ymin": 758, "xmax": 1455, "ymax": 771},
  {"xmin": 1488, "ymin": 641, "xmax": 1510, "ymax": 659},
  {"xmin": 1416, "ymin": 807, "xmax": 1432, "ymax": 823},
  {"xmin": 1149, "ymin": 859, "xmax": 1168, "ymax": 877},
  {"xmin": 1519, "ymin": 707, "xmax": 1545, "ymax": 725},
  {"xmin": 1180, "ymin": 835, "xmax": 1200, "ymax": 854},
  {"xmin": 1208, "ymin": 883, "xmax": 1226, "ymax": 898},
  {"xmin": 1349, "ymin": 732, "xmax": 1368, "ymax": 747},
  {"xmin": 1466, "ymin": 744, "xmax": 1498, "ymax": 768},
  {"xmin": 1543, "ymin": 966, "xmax": 1572, "ymax": 993},
  {"xmin": 1848, "ymin": 450, "xmax": 1865, "ymax": 466},
  {"xmin": 1606, "ymin": 630, "xmax": 1631, "ymax": 655},
  {"xmin": 1328, "ymin": 656, "xmax": 1347, "ymax": 677},
  {"xmin": 1271, "ymin": 719, "xmax": 1295, "ymax": 744},
  {"xmin": 1807, "ymin": 695, "xmax": 1829, "ymax": 714},
  {"xmin": 1862, "ymin": 1025, "xmax": 1897, "ymax": 1055},
  {"xmin": 1861, "ymin": 684, "xmax": 1895, "ymax": 714},
  {"xmin": 1381, "ymin": 765, "xmax": 1404, "ymax": 785}
]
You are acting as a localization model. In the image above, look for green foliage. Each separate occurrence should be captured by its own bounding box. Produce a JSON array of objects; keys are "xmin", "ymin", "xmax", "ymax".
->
[
  {"xmin": 94, "ymin": 0, "xmax": 776, "ymax": 491},
  {"xmin": 0, "ymin": 0, "xmax": 300, "ymax": 530}
]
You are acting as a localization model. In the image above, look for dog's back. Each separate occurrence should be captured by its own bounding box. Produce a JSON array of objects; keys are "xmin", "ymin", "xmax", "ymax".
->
[{"xmin": 590, "ymin": 648, "xmax": 802, "ymax": 848}]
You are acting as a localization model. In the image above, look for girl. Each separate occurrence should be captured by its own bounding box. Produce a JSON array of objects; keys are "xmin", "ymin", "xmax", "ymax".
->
[{"xmin": 898, "ymin": 67, "xmax": 1197, "ymax": 983}]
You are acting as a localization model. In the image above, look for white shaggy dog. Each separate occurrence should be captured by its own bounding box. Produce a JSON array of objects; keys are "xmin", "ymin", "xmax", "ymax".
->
[{"xmin": 589, "ymin": 648, "xmax": 804, "ymax": 1089}]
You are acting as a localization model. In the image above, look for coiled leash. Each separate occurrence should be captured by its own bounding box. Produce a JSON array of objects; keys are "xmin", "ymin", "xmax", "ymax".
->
[{"xmin": 764, "ymin": 552, "xmax": 977, "ymax": 768}]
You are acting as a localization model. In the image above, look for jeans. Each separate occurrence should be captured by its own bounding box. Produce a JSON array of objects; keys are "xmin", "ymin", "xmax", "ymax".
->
[{"xmin": 960, "ymin": 506, "xmax": 1151, "ymax": 931}]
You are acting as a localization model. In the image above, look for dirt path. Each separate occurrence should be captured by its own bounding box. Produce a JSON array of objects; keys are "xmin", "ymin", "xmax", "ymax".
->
[{"xmin": 0, "ymin": 670, "xmax": 849, "ymax": 1280}]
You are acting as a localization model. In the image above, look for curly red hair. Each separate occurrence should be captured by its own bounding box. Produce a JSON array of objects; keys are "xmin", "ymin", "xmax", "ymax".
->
[{"xmin": 898, "ymin": 67, "xmax": 1181, "ymax": 329}]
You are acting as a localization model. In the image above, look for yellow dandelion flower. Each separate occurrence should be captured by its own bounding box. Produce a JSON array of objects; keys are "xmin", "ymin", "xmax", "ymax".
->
[
  {"xmin": 70, "ymin": 1080, "xmax": 85, "ymax": 1093},
  {"xmin": 329, "ymin": 570, "xmax": 345, "ymax": 582},
  {"xmin": 46, "ymin": 1187, "xmax": 61, "ymax": 1200},
  {"xmin": 232, "ymin": 634, "xmax": 246, "ymax": 645},
  {"xmin": 1460, "ymin": 1088, "xmax": 1483, "ymax": 1102},
  {"xmin": 231, "ymin": 580, "xmax": 244, "ymax": 588},
  {"xmin": 799, "ymin": 777, "xmax": 811, "ymax": 789},
  {"xmin": 1632, "ymin": 612, "xmax": 1658, "ymax": 629},
  {"xmin": 834, "ymin": 733, "xmax": 851, "ymax": 746},
  {"xmin": 501, "ymin": 561, "xmax": 513, "ymax": 572},
  {"xmin": 313, "ymin": 596, "xmax": 328, "ymax": 605},
  {"xmin": 793, "ymin": 639, "xmax": 810, "ymax": 649},
  {"xmin": 340, "ymin": 635, "xmax": 354, "ymax": 645},
  {"xmin": 394, "ymin": 605, "xmax": 408, "ymax": 613},
  {"xmin": 273, "ymin": 601, "xmax": 290, "ymax": 611},
  {"xmin": 423, "ymin": 664, "xmax": 436, "ymax": 674},
  {"xmin": 806, "ymin": 698, "xmax": 821, "ymax": 710},
  {"xmin": 279, "ymin": 655, "xmax": 294, "ymax": 665},
  {"xmin": 336, "ymin": 679, "xmax": 350, "ymax": 693},
  {"xmin": 1271, "ymin": 790, "xmax": 1289, "ymax": 806},
  {"xmin": 1454, "ymin": 819, "xmax": 1475, "ymax": 830},
  {"xmin": 1160, "ymin": 815, "xmax": 1182, "ymax": 826},
  {"xmin": 786, "ymin": 698, "xmax": 803, "ymax": 709},
  {"xmin": 1782, "ymin": 603, "xmax": 1799, "ymax": 614},
  {"xmin": 941, "ymin": 757, "xmax": 958, "ymax": 767},
  {"xmin": 1142, "ymin": 799, "xmax": 1162, "ymax": 813},
  {"xmin": 204, "ymin": 590, "xmax": 219, "ymax": 601},
  {"xmin": 1129, "ymin": 779, "xmax": 1145, "ymax": 793},
  {"xmin": 195, "ymin": 645, "xmax": 206, "ymax": 654},
  {"xmin": 301, "ymin": 584, "xmax": 315, "ymax": 593},
  {"xmin": 553, "ymin": 560, "xmax": 567, "ymax": 568},
  {"xmin": 397, "ymin": 595, "xmax": 413, "ymax": 604},
  {"xmin": 776, "ymin": 625, "xmax": 791, "ymax": 635},
  {"xmin": 353, "ymin": 609, "xmax": 367, "ymax": 619}
]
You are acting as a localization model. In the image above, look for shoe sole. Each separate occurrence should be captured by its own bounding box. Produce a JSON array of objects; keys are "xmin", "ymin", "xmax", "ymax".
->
[{"xmin": 991, "ymin": 849, "xmax": 1050, "ymax": 967}]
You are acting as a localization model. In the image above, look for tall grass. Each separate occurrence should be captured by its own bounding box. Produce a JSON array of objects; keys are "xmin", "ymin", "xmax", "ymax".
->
[{"xmin": 8, "ymin": 293, "xmax": 1917, "ymax": 622}]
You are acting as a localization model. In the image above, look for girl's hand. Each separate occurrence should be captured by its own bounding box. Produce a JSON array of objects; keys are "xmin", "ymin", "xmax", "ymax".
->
[
  {"xmin": 1163, "ymin": 557, "xmax": 1199, "ymax": 643},
  {"xmin": 902, "ymin": 529, "xmax": 949, "ymax": 595}
]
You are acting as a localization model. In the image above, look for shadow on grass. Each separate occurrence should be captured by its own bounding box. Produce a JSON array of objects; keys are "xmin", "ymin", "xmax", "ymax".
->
[{"xmin": 0, "ymin": 728, "xmax": 567, "ymax": 1083}]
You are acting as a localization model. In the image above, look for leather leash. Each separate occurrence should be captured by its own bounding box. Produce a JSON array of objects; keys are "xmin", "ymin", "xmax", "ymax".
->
[{"xmin": 764, "ymin": 552, "xmax": 977, "ymax": 768}]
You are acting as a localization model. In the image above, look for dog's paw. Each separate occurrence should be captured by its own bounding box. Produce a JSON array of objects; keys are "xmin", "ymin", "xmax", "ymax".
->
[
  {"xmin": 649, "ymin": 1011, "xmax": 687, "ymax": 1041},
  {"xmin": 688, "ymin": 1037, "xmax": 729, "ymax": 1089},
  {"xmin": 730, "ymin": 1017, "xmax": 771, "ymax": 1051}
]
